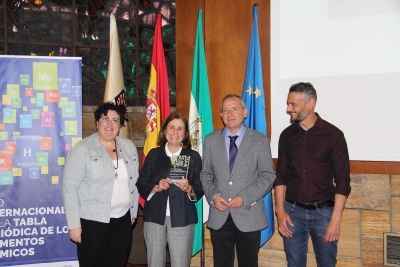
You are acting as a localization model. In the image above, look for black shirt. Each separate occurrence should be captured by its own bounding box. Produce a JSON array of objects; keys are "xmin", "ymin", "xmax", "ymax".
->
[{"xmin": 274, "ymin": 114, "xmax": 351, "ymax": 203}]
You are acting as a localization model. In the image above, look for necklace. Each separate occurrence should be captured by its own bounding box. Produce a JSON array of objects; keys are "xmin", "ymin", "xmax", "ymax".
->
[{"xmin": 113, "ymin": 139, "xmax": 118, "ymax": 179}]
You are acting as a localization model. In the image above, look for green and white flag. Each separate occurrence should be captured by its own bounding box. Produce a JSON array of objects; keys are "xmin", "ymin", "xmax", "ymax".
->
[{"xmin": 189, "ymin": 9, "xmax": 214, "ymax": 256}]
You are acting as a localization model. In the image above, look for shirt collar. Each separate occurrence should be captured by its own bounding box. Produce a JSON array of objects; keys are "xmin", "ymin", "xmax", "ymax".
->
[
  {"xmin": 314, "ymin": 113, "xmax": 324, "ymax": 128},
  {"xmin": 93, "ymin": 131, "xmax": 116, "ymax": 149},
  {"xmin": 295, "ymin": 113, "xmax": 324, "ymax": 130},
  {"xmin": 225, "ymin": 124, "xmax": 246, "ymax": 139},
  {"xmin": 165, "ymin": 142, "xmax": 182, "ymax": 157}
]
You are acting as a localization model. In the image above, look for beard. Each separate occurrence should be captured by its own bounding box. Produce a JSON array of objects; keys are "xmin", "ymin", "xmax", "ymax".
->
[{"xmin": 289, "ymin": 110, "xmax": 308, "ymax": 123}]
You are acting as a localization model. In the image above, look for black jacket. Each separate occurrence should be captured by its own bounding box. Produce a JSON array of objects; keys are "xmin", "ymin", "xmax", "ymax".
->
[{"xmin": 137, "ymin": 145, "xmax": 204, "ymax": 227}]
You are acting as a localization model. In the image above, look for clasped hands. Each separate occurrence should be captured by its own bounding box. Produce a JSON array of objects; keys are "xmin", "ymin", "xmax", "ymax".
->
[
  {"xmin": 214, "ymin": 195, "xmax": 243, "ymax": 211},
  {"xmin": 153, "ymin": 177, "xmax": 194, "ymax": 195}
]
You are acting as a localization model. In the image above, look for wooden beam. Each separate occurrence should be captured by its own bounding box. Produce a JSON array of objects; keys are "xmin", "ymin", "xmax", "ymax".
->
[{"xmin": 272, "ymin": 159, "xmax": 400, "ymax": 174}]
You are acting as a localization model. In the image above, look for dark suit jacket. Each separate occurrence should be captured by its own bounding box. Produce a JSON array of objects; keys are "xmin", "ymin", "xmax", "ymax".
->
[
  {"xmin": 137, "ymin": 145, "xmax": 204, "ymax": 227},
  {"xmin": 201, "ymin": 126, "xmax": 276, "ymax": 232}
]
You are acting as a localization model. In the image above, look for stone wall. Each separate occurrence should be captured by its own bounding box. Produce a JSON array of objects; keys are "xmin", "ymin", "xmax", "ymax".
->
[
  {"xmin": 191, "ymin": 174, "xmax": 400, "ymax": 267},
  {"xmin": 82, "ymin": 106, "xmax": 147, "ymax": 147},
  {"xmin": 83, "ymin": 107, "xmax": 397, "ymax": 266}
]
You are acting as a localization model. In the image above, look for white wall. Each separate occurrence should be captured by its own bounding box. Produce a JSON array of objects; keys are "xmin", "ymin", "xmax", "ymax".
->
[{"xmin": 270, "ymin": 0, "xmax": 400, "ymax": 161}]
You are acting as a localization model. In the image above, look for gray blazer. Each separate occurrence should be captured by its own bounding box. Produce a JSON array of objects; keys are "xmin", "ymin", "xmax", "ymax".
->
[{"xmin": 200, "ymin": 126, "xmax": 276, "ymax": 232}]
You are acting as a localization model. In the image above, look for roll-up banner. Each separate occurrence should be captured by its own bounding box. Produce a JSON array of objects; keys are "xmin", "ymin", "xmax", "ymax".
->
[{"xmin": 0, "ymin": 56, "xmax": 81, "ymax": 267}]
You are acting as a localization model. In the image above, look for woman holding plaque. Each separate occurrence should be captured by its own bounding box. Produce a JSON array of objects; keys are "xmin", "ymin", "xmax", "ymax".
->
[
  {"xmin": 137, "ymin": 111, "xmax": 203, "ymax": 267},
  {"xmin": 62, "ymin": 102, "xmax": 140, "ymax": 267}
]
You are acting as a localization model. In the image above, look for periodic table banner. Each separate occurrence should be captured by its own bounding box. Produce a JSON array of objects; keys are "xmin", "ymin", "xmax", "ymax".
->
[{"xmin": 0, "ymin": 56, "xmax": 81, "ymax": 266}]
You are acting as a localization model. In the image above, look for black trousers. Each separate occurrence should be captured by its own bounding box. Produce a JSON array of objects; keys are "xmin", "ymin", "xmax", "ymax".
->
[
  {"xmin": 77, "ymin": 211, "xmax": 131, "ymax": 267},
  {"xmin": 210, "ymin": 214, "xmax": 261, "ymax": 267}
]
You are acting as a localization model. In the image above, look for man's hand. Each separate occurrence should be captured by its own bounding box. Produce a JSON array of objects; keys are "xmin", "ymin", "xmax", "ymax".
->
[
  {"xmin": 324, "ymin": 194, "xmax": 347, "ymax": 242},
  {"xmin": 214, "ymin": 195, "xmax": 229, "ymax": 211},
  {"xmin": 276, "ymin": 210, "xmax": 294, "ymax": 238},
  {"xmin": 228, "ymin": 196, "xmax": 244, "ymax": 208},
  {"xmin": 324, "ymin": 218, "xmax": 341, "ymax": 242},
  {"xmin": 69, "ymin": 227, "xmax": 82, "ymax": 243}
]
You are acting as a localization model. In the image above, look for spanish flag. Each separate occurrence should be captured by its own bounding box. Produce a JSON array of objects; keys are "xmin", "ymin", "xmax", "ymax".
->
[
  {"xmin": 104, "ymin": 13, "xmax": 129, "ymax": 139},
  {"xmin": 141, "ymin": 14, "xmax": 171, "ymax": 207}
]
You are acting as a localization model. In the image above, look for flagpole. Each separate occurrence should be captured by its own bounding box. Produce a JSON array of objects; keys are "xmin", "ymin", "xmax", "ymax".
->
[{"xmin": 201, "ymin": 241, "xmax": 204, "ymax": 267}]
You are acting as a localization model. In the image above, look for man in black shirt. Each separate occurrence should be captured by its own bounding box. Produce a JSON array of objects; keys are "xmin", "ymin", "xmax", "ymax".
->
[{"xmin": 274, "ymin": 82, "xmax": 351, "ymax": 267}]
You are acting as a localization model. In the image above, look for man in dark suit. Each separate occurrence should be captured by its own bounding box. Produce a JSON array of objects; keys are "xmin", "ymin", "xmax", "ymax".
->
[{"xmin": 201, "ymin": 94, "xmax": 276, "ymax": 267}]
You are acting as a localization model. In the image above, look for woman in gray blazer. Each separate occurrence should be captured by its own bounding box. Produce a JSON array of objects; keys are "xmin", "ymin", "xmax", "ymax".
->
[
  {"xmin": 137, "ymin": 111, "xmax": 203, "ymax": 267},
  {"xmin": 62, "ymin": 102, "xmax": 139, "ymax": 267}
]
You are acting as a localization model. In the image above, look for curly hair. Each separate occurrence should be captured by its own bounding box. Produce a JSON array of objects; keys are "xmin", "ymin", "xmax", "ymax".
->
[{"xmin": 94, "ymin": 102, "xmax": 126, "ymax": 127}]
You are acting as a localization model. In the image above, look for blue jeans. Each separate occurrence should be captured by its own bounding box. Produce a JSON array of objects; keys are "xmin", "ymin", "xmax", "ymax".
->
[{"xmin": 283, "ymin": 201, "xmax": 337, "ymax": 267}]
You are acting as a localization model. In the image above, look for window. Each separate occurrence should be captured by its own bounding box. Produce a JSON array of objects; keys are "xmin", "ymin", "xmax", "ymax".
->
[{"xmin": 0, "ymin": 0, "xmax": 176, "ymax": 106}]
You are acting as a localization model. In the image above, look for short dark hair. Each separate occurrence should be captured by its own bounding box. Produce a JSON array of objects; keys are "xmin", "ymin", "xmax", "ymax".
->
[
  {"xmin": 157, "ymin": 111, "xmax": 192, "ymax": 148},
  {"xmin": 94, "ymin": 102, "xmax": 126, "ymax": 127},
  {"xmin": 220, "ymin": 94, "xmax": 247, "ymax": 112},
  {"xmin": 289, "ymin": 82, "xmax": 317, "ymax": 101}
]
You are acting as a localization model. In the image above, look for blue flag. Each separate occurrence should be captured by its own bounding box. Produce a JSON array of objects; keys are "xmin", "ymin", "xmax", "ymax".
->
[{"xmin": 242, "ymin": 4, "xmax": 275, "ymax": 246}]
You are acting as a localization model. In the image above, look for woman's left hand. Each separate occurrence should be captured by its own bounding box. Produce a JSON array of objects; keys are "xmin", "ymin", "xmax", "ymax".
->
[
  {"xmin": 175, "ymin": 177, "xmax": 193, "ymax": 195},
  {"xmin": 131, "ymin": 218, "xmax": 136, "ymax": 225}
]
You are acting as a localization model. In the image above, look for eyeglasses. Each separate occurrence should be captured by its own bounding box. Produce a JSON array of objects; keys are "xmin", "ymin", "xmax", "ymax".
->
[{"xmin": 100, "ymin": 116, "xmax": 120, "ymax": 125}]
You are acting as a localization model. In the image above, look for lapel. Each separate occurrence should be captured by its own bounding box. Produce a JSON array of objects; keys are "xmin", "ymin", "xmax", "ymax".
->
[
  {"xmin": 217, "ymin": 129, "xmax": 230, "ymax": 172},
  {"xmin": 231, "ymin": 127, "xmax": 252, "ymax": 174},
  {"xmin": 158, "ymin": 145, "xmax": 172, "ymax": 176}
]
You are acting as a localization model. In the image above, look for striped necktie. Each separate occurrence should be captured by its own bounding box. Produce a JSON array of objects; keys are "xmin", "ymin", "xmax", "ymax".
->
[{"xmin": 229, "ymin": 135, "xmax": 238, "ymax": 172}]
